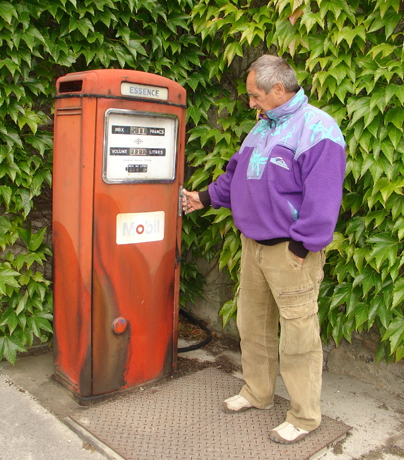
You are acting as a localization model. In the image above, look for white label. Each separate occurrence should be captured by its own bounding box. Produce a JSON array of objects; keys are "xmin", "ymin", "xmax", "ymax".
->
[
  {"xmin": 116, "ymin": 211, "xmax": 165, "ymax": 244},
  {"xmin": 121, "ymin": 82, "xmax": 168, "ymax": 100},
  {"xmin": 104, "ymin": 111, "xmax": 177, "ymax": 183}
]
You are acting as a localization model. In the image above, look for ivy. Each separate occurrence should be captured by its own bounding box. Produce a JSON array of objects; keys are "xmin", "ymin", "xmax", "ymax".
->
[
  {"xmin": 185, "ymin": 0, "xmax": 404, "ymax": 364},
  {"xmin": 0, "ymin": 0, "xmax": 403, "ymax": 365},
  {"xmin": 0, "ymin": 0, "xmax": 204, "ymax": 364}
]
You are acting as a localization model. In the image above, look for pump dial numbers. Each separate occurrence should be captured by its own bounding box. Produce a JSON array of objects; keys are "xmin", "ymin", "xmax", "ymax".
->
[
  {"xmin": 126, "ymin": 164, "xmax": 148, "ymax": 173},
  {"xmin": 112, "ymin": 126, "xmax": 165, "ymax": 136},
  {"xmin": 109, "ymin": 148, "xmax": 166, "ymax": 157},
  {"xmin": 104, "ymin": 111, "xmax": 177, "ymax": 183}
]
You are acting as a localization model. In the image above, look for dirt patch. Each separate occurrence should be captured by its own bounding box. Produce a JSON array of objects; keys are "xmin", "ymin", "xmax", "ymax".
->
[
  {"xmin": 332, "ymin": 431, "xmax": 352, "ymax": 454},
  {"xmin": 162, "ymin": 314, "xmax": 243, "ymax": 382},
  {"xmin": 178, "ymin": 315, "xmax": 240, "ymax": 357},
  {"xmin": 173, "ymin": 353, "xmax": 240, "ymax": 380},
  {"xmin": 177, "ymin": 315, "xmax": 241, "ymax": 373},
  {"xmin": 178, "ymin": 317, "xmax": 211, "ymax": 342},
  {"xmin": 203, "ymin": 333, "xmax": 241, "ymax": 358},
  {"xmin": 352, "ymin": 424, "xmax": 404, "ymax": 459}
]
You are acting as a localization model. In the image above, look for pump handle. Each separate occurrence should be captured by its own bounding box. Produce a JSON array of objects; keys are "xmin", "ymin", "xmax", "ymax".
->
[{"xmin": 179, "ymin": 186, "xmax": 187, "ymax": 216}]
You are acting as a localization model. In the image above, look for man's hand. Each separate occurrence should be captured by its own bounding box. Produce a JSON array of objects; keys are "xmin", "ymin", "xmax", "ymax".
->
[
  {"xmin": 295, "ymin": 255, "xmax": 304, "ymax": 265},
  {"xmin": 182, "ymin": 189, "xmax": 204, "ymax": 214}
]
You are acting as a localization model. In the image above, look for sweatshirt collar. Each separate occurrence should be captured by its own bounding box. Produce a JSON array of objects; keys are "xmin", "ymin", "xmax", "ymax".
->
[{"xmin": 260, "ymin": 87, "xmax": 307, "ymax": 127}]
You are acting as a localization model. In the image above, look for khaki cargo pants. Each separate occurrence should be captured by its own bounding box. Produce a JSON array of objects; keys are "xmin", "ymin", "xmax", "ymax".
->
[{"xmin": 237, "ymin": 235, "xmax": 325, "ymax": 431}]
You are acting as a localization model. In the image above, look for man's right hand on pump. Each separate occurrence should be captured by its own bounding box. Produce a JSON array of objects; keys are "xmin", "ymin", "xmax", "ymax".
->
[{"xmin": 182, "ymin": 189, "xmax": 204, "ymax": 214}]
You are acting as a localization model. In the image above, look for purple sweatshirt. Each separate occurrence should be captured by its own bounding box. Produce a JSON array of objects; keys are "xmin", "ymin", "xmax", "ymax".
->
[{"xmin": 206, "ymin": 88, "xmax": 346, "ymax": 255}]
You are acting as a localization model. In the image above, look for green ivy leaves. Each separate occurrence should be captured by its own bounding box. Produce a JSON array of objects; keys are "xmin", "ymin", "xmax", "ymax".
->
[
  {"xmin": 0, "ymin": 0, "xmax": 208, "ymax": 364},
  {"xmin": 269, "ymin": 0, "xmax": 404, "ymax": 362},
  {"xmin": 0, "ymin": 223, "xmax": 52, "ymax": 363},
  {"xmin": 1, "ymin": 0, "xmax": 403, "ymax": 366},
  {"xmin": 0, "ymin": 1, "xmax": 55, "ymax": 363},
  {"xmin": 186, "ymin": 0, "xmax": 404, "ymax": 364}
]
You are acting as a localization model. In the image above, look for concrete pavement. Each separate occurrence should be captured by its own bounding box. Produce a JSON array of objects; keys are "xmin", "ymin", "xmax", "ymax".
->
[
  {"xmin": 0, "ymin": 339, "xmax": 403, "ymax": 460},
  {"xmin": 0, "ymin": 370, "xmax": 105, "ymax": 460}
]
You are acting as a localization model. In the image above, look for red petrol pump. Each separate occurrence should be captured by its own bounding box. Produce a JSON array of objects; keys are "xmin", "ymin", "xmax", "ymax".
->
[{"xmin": 52, "ymin": 70, "xmax": 186, "ymax": 402}]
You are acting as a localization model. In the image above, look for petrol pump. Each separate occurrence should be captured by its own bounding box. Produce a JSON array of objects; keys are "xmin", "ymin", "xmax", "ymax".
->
[{"xmin": 52, "ymin": 70, "xmax": 186, "ymax": 402}]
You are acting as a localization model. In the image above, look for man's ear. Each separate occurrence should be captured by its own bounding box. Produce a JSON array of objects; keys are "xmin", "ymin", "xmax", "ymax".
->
[{"xmin": 273, "ymin": 82, "xmax": 285, "ymax": 96}]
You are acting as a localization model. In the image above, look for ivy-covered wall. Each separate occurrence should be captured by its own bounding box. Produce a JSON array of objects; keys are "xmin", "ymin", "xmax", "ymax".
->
[{"xmin": 0, "ymin": 0, "xmax": 403, "ymax": 366}]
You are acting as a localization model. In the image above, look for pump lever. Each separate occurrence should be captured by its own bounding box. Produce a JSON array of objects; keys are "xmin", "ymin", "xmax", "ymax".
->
[{"xmin": 179, "ymin": 186, "xmax": 187, "ymax": 216}]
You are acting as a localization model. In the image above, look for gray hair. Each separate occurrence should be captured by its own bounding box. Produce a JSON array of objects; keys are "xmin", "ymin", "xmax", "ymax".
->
[{"xmin": 248, "ymin": 55, "xmax": 299, "ymax": 93}]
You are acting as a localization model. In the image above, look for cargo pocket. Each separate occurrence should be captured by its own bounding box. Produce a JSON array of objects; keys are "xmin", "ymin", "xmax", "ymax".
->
[{"xmin": 277, "ymin": 286, "xmax": 320, "ymax": 355}]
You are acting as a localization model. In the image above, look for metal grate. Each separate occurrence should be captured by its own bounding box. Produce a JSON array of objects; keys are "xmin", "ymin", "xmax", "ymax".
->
[{"xmin": 67, "ymin": 368, "xmax": 351, "ymax": 460}]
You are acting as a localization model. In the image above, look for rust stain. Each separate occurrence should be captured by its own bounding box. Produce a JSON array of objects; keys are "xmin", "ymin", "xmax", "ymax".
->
[{"xmin": 53, "ymin": 222, "xmax": 91, "ymax": 395}]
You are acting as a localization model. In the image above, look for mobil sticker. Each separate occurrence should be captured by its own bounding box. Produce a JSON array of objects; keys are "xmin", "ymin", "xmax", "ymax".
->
[{"xmin": 116, "ymin": 211, "xmax": 165, "ymax": 244}]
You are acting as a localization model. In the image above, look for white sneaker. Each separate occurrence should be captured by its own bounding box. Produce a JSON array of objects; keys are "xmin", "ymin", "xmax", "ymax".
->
[
  {"xmin": 221, "ymin": 395, "xmax": 273, "ymax": 413},
  {"xmin": 269, "ymin": 421, "xmax": 309, "ymax": 444}
]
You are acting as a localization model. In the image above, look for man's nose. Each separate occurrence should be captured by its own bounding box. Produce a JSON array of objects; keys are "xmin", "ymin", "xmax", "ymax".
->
[{"xmin": 249, "ymin": 97, "xmax": 256, "ymax": 108}]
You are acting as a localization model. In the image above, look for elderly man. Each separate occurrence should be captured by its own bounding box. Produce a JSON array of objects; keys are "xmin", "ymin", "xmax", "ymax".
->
[{"xmin": 182, "ymin": 55, "xmax": 346, "ymax": 444}]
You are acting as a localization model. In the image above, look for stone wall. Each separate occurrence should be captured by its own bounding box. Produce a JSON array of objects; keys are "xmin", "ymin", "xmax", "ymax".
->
[
  {"xmin": 326, "ymin": 328, "xmax": 404, "ymax": 398},
  {"xmin": 184, "ymin": 258, "xmax": 238, "ymax": 338}
]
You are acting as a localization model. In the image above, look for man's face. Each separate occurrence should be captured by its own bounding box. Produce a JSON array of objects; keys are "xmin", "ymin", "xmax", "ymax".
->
[{"xmin": 246, "ymin": 70, "xmax": 278, "ymax": 115}]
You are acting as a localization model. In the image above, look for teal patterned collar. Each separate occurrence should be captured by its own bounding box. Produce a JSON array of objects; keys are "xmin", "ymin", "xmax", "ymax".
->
[{"xmin": 260, "ymin": 88, "xmax": 307, "ymax": 127}]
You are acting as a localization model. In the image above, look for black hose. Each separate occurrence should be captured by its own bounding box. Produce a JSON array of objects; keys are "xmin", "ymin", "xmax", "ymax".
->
[{"xmin": 177, "ymin": 309, "xmax": 212, "ymax": 353}]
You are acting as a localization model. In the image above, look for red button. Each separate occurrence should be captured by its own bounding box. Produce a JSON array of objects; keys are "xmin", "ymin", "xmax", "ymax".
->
[{"xmin": 112, "ymin": 317, "xmax": 127, "ymax": 334}]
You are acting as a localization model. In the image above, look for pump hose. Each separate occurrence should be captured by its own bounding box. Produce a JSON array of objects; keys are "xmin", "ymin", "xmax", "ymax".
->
[{"xmin": 177, "ymin": 309, "xmax": 212, "ymax": 353}]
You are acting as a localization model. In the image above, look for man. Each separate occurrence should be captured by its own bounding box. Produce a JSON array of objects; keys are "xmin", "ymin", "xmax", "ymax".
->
[{"xmin": 182, "ymin": 55, "xmax": 346, "ymax": 444}]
